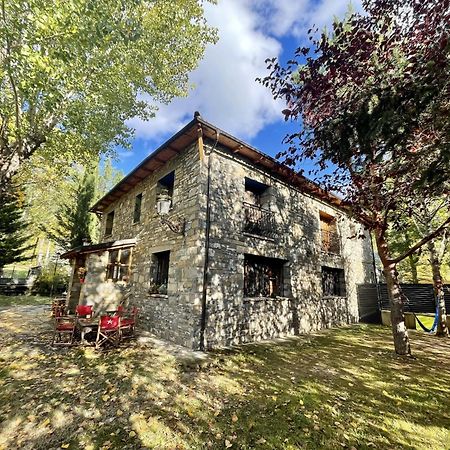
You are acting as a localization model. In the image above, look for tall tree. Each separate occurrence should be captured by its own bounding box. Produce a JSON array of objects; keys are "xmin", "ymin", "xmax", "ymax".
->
[
  {"xmin": 0, "ymin": 0, "xmax": 217, "ymax": 190},
  {"xmin": 48, "ymin": 164, "xmax": 98, "ymax": 251},
  {"xmin": 262, "ymin": 0, "xmax": 450, "ymax": 354},
  {"xmin": 0, "ymin": 189, "xmax": 33, "ymax": 275},
  {"xmin": 411, "ymin": 199, "xmax": 449, "ymax": 336}
]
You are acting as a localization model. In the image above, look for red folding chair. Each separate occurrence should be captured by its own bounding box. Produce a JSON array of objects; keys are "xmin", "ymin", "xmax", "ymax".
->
[
  {"xmin": 76, "ymin": 304, "xmax": 93, "ymax": 318},
  {"xmin": 119, "ymin": 306, "xmax": 138, "ymax": 339},
  {"xmin": 95, "ymin": 315, "xmax": 120, "ymax": 349},
  {"xmin": 51, "ymin": 315, "xmax": 76, "ymax": 346}
]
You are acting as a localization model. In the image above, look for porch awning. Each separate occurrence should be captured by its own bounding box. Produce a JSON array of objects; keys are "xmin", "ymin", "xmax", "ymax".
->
[{"xmin": 60, "ymin": 239, "xmax": 136, "ymax": 259}]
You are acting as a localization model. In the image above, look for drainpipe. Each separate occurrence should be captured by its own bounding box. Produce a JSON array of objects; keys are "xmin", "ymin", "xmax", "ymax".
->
[{"xmin": 199, "ymin": 124, "xmax": 219, "ymax": 351}]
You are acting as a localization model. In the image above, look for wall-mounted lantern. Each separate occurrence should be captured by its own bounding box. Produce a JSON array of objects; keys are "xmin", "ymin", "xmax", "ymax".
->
[{"xmin": 156, "ymin": 195, "xmax": 185, "ymax": 235}]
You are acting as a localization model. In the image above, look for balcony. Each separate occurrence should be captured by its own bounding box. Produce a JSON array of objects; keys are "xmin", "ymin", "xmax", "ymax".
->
[
  {"xmin": 321, "ymin": 229, "xmax": 341, "ymax": 255},
  {"xmin": 243, "ymin": 202, "xmax": 276, "ymax": 239}
]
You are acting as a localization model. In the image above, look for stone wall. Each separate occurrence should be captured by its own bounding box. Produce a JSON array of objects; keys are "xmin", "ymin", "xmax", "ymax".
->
[
  {"xmin": 78, "ymin": 136, "xmax": 375, "ymax": 350},
  {"xmin": 98, "ymin": 143, "xmax": 206, "ymax": 348},
  {"xmin": 202, "ymin": 142, "xmax": 375, "ymax": 348}
]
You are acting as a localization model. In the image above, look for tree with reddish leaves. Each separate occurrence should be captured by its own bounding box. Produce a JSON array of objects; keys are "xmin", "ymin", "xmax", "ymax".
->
[{"xmin": 262, "ymin": 0, "xmax": 449, "ymax": 355}]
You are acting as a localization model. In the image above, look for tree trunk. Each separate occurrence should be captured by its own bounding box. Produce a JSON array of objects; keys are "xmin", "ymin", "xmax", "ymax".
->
[
  {"xmin": 375, "ymin": 231, "xmax": 411, "ymax": 355},
  {"xmin": 427, "ymin": 240, "xmax": 448, "ymax": 336},
  {"xmin": 408, "ymin": 254, "xmax": 419, "ymax": 284}
]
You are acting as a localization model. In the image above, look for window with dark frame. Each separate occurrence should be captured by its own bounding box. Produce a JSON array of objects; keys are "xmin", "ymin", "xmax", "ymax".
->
[
  {"xmin": 106, "ymin": 247, "xmax": 133, "ymax": 282},
  {"xmin": 243, "ymin": 178, "xmax": 275, "ymax": 238},
  {"xmin": 150, "ymin": 251, "xmax": 170, "ymax": 294},
  {"xmin": 133, "ymin": 193, "xmax": 143, "ymax": 223},
  {"xmin": 105, "ymin": 211, "xmax": 114, "ymax": 236},
  {"xmin": 157, "ymin": 171, "xmax": 175, "ymax": 202},
  {"xmin": 244, "ymin": 254, "xmax": 284, "ymax": 298},
  {"xmin": 321, "ymin": 266, "xmax": 345, "ymax": 297}
]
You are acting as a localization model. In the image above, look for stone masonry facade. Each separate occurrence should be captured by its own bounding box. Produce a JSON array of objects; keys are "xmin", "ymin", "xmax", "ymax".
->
[{"xmin": 69, "ymin": 119, "xmax": 375, "ymax": 350}]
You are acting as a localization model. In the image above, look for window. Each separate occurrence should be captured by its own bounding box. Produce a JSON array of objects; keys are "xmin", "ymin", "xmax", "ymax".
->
[
  {"xmin": 320, "ymin": 212, "xmax": 340, "ymax": 255},
  {"xmin": 157, "ymin": 171, "xmax": 175, "ymax": 202},
  {"xmin": 244, "ymin": 177, "xmax": 269, "ymax": 206},
  {"xmin": 322, "ymin": 267, "xmax": 345, "ymax": 297},
  {"xmin": 244, "ymin": 254, "xmax": 285, "ymax": 297},
  {"xmin": 133, "ymin": 193, "xmax": 143, "ymax": 223},
  {"xmin": 150, "ymin": 251, "xmax": 170, "ymax": 294},
  {"xmin": 243, "ymin": 178, "xmax": 275, "ymax": 238},
  {"xmin": 105, "ymin": 211, "xmax": 114, "ymax": 236},
  {"xmin": 106, "ymin": 247, "xmax": 133, "ymax": 282}
]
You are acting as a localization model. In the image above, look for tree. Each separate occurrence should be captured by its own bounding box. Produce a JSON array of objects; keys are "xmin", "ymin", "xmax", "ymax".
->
[
  {"xmin": 262, "ymin": 0, "xmax": 450, "ymax": 355},
  {"xmin": 48, "ymin": 163, "xmax": 99, "ymax": 251},
  {"xmin": 410, "ymin": 199, "xmax": 449, "ymax": 336},
  {"xmin": 21, "ymin": 157, "xmax": 124, "ymax": 251},
  {"xmin": 0, "ymin": 189, "xmax": 33, "ymax": 275},
  {"xmin": 0, "ymin": 0, "xmax": 216, "ymax": 191}
]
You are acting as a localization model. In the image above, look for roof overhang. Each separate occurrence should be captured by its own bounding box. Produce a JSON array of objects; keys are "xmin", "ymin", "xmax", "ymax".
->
[
  {"xmin": 90, "ymin": 114, "xmax": 343, "ymax": 214},
  {"xmin": 60, "ymin": 239, "xmax": 136, "ymax": 259}
]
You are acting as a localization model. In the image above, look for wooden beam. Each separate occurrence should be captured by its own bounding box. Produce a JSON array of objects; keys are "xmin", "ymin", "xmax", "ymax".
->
[{"xmin": 197, "ymin": 124, "xmax": 205, "ymax": 161}]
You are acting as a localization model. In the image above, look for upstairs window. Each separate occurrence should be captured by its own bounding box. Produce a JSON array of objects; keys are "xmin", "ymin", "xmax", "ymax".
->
[
  {"xmin": 244, "ymin": 178, "xmax": 269, "ymax": 207},
  {"xmin": 322, "ymin": 267, "xmax": 345, "ymax": 297},
  {"xmin": 243, "ymin": 178, "xmax": 275, "ymax": 238},
  {"xmin": 133, "ymin": 193, "xmax": 143, "ymax": 223},
  {"xmin": 244, "ymin": 254, "xmax": 285, "ymax": 298},
  {"xmin": 106, "ymin": 247, "xmax": 132, "ymax": 282},
  {"xmin": 319, "ymin": 212, "xmax": 340, "ymax": 255},
  {"xmin": 150, "ymin": 251, "xmax": 170, "ymax": 294},
  {"xmin": 105, "ymin": 211, "xmax": 114, "ymax": 236},
  {"xmin": 156, "ymin": 171, "xmax": 175, "ymax": 207}
]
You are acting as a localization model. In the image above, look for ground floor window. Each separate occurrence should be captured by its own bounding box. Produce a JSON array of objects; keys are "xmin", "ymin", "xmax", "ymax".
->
[
  {"xmin": 106, "ymin": 247, "xmax": 133, "ymax": 282},
  {"xmin": 150, "ymin": 251, "xmax": 170, "ymax": 294},
  {"xmin": 244, "ymin": 254, "xmax": 285, "ymax": 297},
  {"xmin": 322, "ymin": 266, "xmax": 345, "ymax": 297}
]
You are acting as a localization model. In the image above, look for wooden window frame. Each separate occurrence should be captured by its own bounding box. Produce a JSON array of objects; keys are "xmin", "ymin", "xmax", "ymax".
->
[{"xmin": 106, "ymin": 247, "xmax": 133, "ymax": 282}]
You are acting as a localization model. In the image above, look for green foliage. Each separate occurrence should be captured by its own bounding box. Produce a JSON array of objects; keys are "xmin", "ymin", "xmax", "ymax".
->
[
  {"xmin": 33, "ymin": 262, "xmax": 69, "ymax": 296},
  {"xmin": 0, "ymin": 190, "xmax": 33, "ymax": 271},
  {"xmin": 47, "ymin": 163, "xmax": 99, "ymax": 250},
  {"xmin": 0, "ymin": 0, "xmax": 217, "ymax": 188}
]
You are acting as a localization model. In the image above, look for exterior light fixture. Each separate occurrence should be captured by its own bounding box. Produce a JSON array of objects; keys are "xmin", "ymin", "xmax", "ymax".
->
[{"xmin": 156, "ymin": 195, "xmax": 185, "ymax": 235}]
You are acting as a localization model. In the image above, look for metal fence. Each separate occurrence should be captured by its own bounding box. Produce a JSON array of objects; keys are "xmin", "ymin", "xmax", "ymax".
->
[
  {"xmin": 357, "ymin": 283, "xmax": 450, "ymax": 323},
  {"xmin": 243, "ymin": 202, "xmax": 276, "ymax": 239}
]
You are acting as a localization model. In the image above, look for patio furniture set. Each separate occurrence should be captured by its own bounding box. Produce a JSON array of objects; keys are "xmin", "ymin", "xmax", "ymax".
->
[{"xmin": 51, "ymin": 299, "xmax": 138, "ymax": 349}]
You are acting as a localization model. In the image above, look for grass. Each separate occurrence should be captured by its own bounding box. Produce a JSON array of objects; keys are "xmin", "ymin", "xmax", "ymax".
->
[
  {"xmin": 0, "ymin": 301, "xmax": 449, "ymax": 449},
  {"xmin": 0, "ymin": 294, "xmax": 51, "ymax": 308}
]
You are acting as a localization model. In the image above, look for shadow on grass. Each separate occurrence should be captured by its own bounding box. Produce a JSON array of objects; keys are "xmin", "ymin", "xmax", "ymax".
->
[{"xmin": 0, "ymin": 305, "xmax": 449, "ymax": 450}]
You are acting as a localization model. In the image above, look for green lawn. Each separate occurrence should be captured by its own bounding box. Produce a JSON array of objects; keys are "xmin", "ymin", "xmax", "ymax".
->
[
  {"xmin": 0, "ymin": 303, "xmax": 449, "ymax": 450},
  {"xmin": 0, "ymin": 294, "xmax": 51, "ymax": 308}
]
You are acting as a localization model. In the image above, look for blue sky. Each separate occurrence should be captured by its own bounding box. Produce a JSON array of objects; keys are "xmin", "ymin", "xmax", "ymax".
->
[{"xmin": 115, "ymin": 0, "xmax": 362, "ymax": 176}]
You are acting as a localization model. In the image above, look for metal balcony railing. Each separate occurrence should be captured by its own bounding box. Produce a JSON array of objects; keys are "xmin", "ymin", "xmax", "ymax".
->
[
  {"xmin": 321, "ymin": 229, "xmax": 341, "ymax": 255},
  {"xmin": 243, "ymin": 202, "xmax": 276, "ymax": 239}
]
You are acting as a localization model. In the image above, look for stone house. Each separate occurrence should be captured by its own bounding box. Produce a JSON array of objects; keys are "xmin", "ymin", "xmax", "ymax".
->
[{"xmin": 61, "ymin": 113, "xmax": 376, "ymax": 350}]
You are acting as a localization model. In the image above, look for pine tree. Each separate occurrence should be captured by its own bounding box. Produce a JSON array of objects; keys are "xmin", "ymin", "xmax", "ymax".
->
[
  {"xmin": 0, "ymin": 191, "xmax": 33, "ymax": 275},
  {"xmin": 48, "ymin": 163, "xmax": 98, "ymax": 251}
]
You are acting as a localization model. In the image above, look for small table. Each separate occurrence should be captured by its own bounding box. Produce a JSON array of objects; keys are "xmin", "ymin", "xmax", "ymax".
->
[{"xmin": 77, "ymin": 318, "xmax": 98, "ymax": 345}]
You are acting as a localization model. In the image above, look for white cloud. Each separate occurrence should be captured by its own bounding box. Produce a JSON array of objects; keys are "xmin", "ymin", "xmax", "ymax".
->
[
  {"xmin": 128, "ymin": 0, "xmax": 363, "ymax": 146},
  {"xmin": 129, "ymin": 0, "xmax": 282, "ymax": 144}
]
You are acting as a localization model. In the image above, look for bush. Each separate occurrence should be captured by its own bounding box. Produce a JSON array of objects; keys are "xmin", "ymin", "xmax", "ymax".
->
[{"xmin": 34, "ymin": 263, "xmax": 70, "ymax": 296}]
